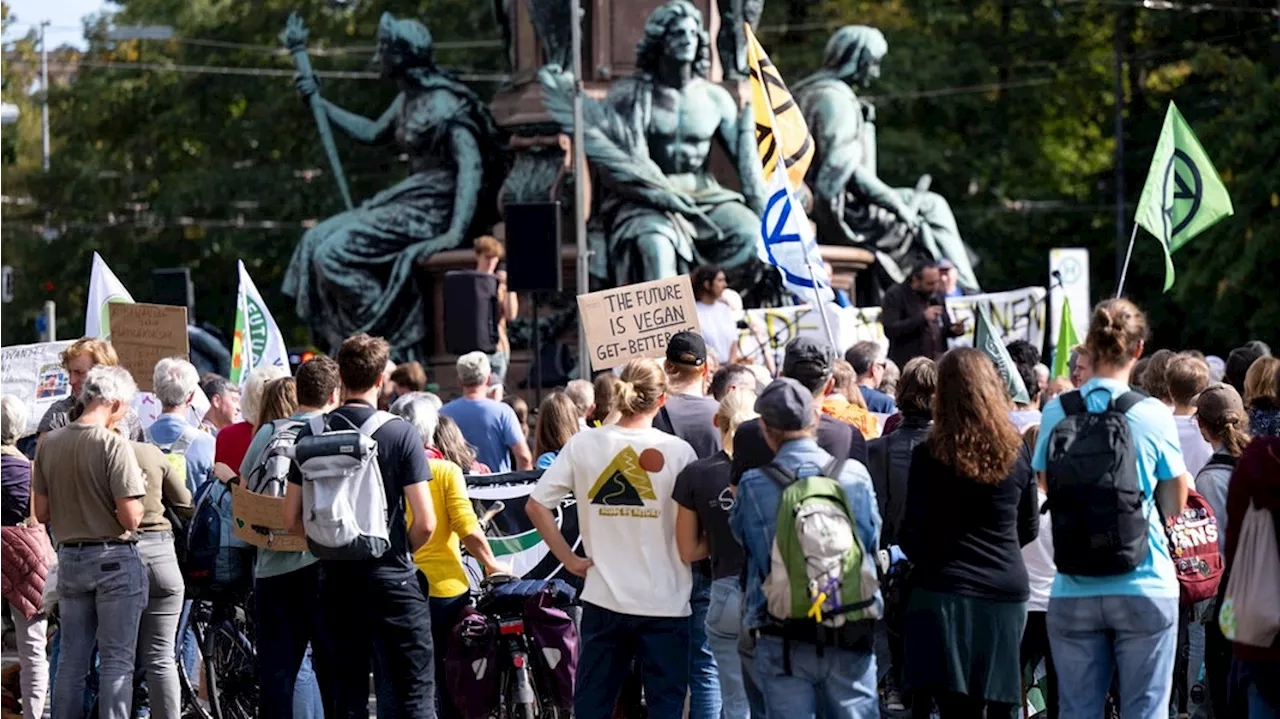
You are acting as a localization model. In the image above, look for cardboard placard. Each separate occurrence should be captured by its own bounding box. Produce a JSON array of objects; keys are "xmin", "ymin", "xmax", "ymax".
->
[
  {"xmin": 577, "ymin": 275, "xmax": 702, "ymax": 372},
  {"xmin": 231, "ymin": 483, "xmax": 308, "ymax": 552},
  {"xmin": 109, "ymin": 302, "xmax": 189, "ymax": 392},
  {"xmin": 0, "ymin": 341, "xmax": 74, "ymax": 436}
]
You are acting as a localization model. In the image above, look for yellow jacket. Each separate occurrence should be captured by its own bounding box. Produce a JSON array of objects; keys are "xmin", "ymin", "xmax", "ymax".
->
[{"xmin": 406, "ymin": 458, "xmax": 481, "ymax": 599}]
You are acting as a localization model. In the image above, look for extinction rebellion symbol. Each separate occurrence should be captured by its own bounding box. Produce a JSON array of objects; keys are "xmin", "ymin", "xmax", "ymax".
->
[{"xmin": 1161, "ymin": 148, "xmax": 1202, "ymax": 242}]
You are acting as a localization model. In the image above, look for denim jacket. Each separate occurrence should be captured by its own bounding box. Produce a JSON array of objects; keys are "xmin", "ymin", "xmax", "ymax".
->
[{"xmin": 730, "ymin": 437, "xmax": 882, "ymax": 631}]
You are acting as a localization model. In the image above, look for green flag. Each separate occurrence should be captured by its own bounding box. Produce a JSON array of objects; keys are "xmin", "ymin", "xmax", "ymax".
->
[
  {"xmin": 974, "ymin": 302, "xmax": 1030, "ymax": 405},
  {"xmin": 1134, "ymin": 101, "xmax": 1234, "ymax": 291},
  {"xmin": 1051, "ymin": 296, "xmax": 1080, "ymax": 380}
]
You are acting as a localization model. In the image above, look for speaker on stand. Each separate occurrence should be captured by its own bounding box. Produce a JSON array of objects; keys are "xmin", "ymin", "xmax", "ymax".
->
[{"xmin": 503, "ymin": 201, "xmax": 563, "ymax": 405}]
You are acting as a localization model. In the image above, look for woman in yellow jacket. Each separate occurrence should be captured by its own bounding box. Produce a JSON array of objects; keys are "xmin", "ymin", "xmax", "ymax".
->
[{"xmin": 392, "ymin": 392, "xmax": 509, "ymax": 718}]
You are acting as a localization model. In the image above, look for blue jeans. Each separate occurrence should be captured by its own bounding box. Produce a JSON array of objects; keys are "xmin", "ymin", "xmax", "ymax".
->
[
  {"xmin": 752, "ymin": 635, "xmax": 878, "ymax": 718},
  {"xmin": 575, "ymin": 602, "xmax": 690, "ymax": 719},
  {"xmin": 53, "ymin": 543, "xmax": 148, "ymax": 719},
  {"xmin": 706, "ymin": 577, "xmax": 749, "ymax": 719},
  {"xmin": 1047, "ymin": 595, "xmax": 1179, "ymax": 719},
  {"xmin": 293, "ymin": 649, "xmax": 323, "ymax": 719},
  {"xmin": 689, "ymin": 571, "xmax": 720, "ymax": 719}
]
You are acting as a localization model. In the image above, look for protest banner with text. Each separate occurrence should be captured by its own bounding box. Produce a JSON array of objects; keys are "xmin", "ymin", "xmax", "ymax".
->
[
  {"xmin": 109, "ymin": 303, "xmax": 189, "ymax": 392},
  {"xmin": 578, "ymin": 275, "xmax": 702, "ymax": 371},
  {"xmin": 0, "ymin": 341, "xmax": 73, "ymax": 436}
]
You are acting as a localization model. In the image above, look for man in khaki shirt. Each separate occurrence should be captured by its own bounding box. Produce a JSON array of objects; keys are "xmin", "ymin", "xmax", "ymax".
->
[{"xmin": 34, "ymin": 365, "xmax": 148, "ymax": 719}]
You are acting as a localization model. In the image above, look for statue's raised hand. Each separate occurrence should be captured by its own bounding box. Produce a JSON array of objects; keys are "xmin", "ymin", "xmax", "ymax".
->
[{"xmin": 294, "ymin": 73, "xmax": 320, "ymax": 100}]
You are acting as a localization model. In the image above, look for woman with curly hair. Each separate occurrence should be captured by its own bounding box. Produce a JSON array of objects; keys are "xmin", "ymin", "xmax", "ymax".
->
[{"xmin": 901, "ymin": 348, "xmax": 1038, "ymax": 718}]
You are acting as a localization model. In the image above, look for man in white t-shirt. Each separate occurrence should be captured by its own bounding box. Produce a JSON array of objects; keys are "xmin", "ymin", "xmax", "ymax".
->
[
  {"xmin": 1166, "ymin": 355, "xmax": 1213, "ymax": 477},
  {"xmin": 526, "ymin": 370, "xmax": 697, "ymax": 719},
  {"xmin": 692, "ymin": 265, "xmax": 739, "ymax": 364}
]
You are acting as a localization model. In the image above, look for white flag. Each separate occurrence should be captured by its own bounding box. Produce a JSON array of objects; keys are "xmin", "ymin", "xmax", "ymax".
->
[
  {"xmin": 85, "ymin": 252, "xmax": 135, "ymax": 339},
  {"xmin": 230, "ymin": 260, "xmax": 289, "ymax": 386},
  {"xmin": 757, "ymin": 173, "xmax": 834, "ymax": 304}
]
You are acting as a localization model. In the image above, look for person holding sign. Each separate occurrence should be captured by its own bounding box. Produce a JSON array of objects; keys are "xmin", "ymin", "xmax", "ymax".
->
[{"xmin": 37, "ymin": 338, "xmax": 145, "ymax": 444}]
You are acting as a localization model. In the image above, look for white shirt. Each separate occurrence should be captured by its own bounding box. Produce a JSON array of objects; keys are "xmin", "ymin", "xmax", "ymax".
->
[
  {"xmin": 695, "ymin": 300, "xmax": 738, "ymax": 363},
  {"xmin": 1022, "ymin": 487, "xmax": 1056, "ymax": 612},
  {"xmin": 1174, "ymin": 414, "xmax": 1212, "ymax": 481},
  {"xmin": 531, "ymin": 425, "xmax": 697, "ymax": 617}
]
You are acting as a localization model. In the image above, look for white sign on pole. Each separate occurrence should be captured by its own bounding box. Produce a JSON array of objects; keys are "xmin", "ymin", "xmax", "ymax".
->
[{"xmin": 1049, "ymin": 248, "xmax": 1090, "ymax": 353}]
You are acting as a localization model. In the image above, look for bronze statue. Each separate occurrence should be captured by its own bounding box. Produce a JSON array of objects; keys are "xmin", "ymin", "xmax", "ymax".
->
[
  {"xmin": 540, "ymin": 0, "xmax": 766, "ymax": 287},
  {"xmin": 717, "ymin": 0, "xmax": 765, "ymax": 81},
  {"xmin": 282, "ymin": 14, "xmax": 506, "ymax": 360},
  {"xmin": 794, "ymin": 26, "xmax": 980, "ymax": 295}
]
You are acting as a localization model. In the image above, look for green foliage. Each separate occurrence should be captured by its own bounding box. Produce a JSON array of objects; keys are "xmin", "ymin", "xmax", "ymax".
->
[{"xmin": 2, "ymin": 0, "xmax": 1275, "ymax": 356}]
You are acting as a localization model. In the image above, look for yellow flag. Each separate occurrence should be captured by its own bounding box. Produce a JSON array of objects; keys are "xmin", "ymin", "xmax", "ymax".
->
[{"xmin": 744, "ymin": 23, "xmax": 813, "ymax": 189}]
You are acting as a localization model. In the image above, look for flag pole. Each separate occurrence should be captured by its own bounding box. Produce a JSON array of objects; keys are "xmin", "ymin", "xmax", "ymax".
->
[
  {"xmin": 1115, "ymin": 223, "xmax": 1139, "ymax": 298},
  {"xmin": 799, "ymin": 234, "xmax": 839, "ymax": 352}
]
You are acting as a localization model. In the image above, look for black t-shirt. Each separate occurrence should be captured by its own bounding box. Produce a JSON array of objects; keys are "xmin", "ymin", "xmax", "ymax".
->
[
  {"xmin": 899, "ymin": 442, "xmax": 1038, "ymax": 602},
  {"xmin": 730, "ymin": 415, "xmax": 867, "ymax": 484},
  {"xmin": 672, "ymin": 451, "xmax": 743, "ymax": 580},
  {"xmin": 287, "ymin": 400, "xmax": 430, "ymax": 576},
  {"xmin": 653, "ymin": 393, "xmax": 722, "ymax": 460}
]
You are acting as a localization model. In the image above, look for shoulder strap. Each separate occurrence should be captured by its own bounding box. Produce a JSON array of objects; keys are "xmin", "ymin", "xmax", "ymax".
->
[
  {"xmin": 1059, "ymin": 391, "xmax": 1086, "ymax": 417},
  {"xmin": 761, "ymin": 462, "xmax": 796, "ymax": 490},
  {"xmin": 308, "ymin": 414, "xmax": 327, "ymax": 437},
  {"xmin": 170, "ymin": 425, "xmax": 200, "ymax": 456},
  {"xmin": 1113, "ymin": 390, "xmax": 1148, "ymax": 414},
  {"xmin": 144, "ymin": 424, "xmax": 155, "ymax": 444},
  {"xmin": 358, "ymin": 410, "xmax": 398, "ymax": 437},
  {"xmin": 824, "ymin": 458, "xmax": 847, "ymax": 479}
]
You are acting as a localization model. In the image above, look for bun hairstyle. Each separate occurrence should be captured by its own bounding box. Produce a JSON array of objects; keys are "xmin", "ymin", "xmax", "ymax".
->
[
  {"xmin": 1085, "ymin": 298, "xmax": 1148, "ymax": 371},
  {"xmin": 1196, "ymin": 382, "xmax": 1251, "ymax": 456},
  {"xmin": 715, "ymin": 388, "xmax": 758, "ymax": 457},
  {"xmin": 615, "ymin": 358, "xmax": 668, "ymax": 417}
]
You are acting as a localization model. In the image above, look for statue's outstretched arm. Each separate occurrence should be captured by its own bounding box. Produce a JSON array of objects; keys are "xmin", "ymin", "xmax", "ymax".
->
[
  {"xmin": 321, "ymin": 95, "xmax": 403, "ymax": 145},
  {"xmin": 714, "ymin": 88, "xmax": 765, "ymax": 214}
]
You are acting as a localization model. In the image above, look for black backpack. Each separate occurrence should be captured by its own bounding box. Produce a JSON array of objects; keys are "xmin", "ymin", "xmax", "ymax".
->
[{"xmin": 1045, "ymin": 389, "xmax": 1150, "ymax": 576}]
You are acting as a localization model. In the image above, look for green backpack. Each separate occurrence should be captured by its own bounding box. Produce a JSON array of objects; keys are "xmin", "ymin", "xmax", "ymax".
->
[{"xmin": 761, "ymin": 460, "xmax": 881, "ymax": 627}]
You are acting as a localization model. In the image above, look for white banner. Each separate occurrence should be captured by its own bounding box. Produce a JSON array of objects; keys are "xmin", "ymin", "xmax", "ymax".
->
[
  {"xmin": 0, "ymin": 341, "xmax": 73, "ymax": 437},
  {"xmin": 736, "ymin": 286, "xmax": 1047, "ymax": 368},
  {"xmin": 85, "ymin": 252, "xmax": 135, "ymax": 340},
  {"xmin": 1049, "ymin": 248, "xmax": 1090, "ymax": 354}
]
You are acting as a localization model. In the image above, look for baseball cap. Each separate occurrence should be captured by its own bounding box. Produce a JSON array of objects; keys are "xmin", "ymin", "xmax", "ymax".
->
[
  {"xmin": 781, "ymin": 337, "xmax": 835, "ymax": 391},
  {"xmin": 755, "ymin": 378, "xmax": 816, "ymax": 431},
  {"xmin": 666, "ymin": 331, "xmax": 707, "ymax": 367},
  {"xmin": 1197, "ymin": 382, "xmax": 1245, "ymax": 423}
]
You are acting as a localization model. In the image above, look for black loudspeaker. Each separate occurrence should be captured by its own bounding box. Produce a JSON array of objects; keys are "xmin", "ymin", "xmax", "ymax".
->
[
  {"xmin": 443, "ymin": 270, "xmax": 500, "ymax": 355},
  {"xmin": 151, "ymin": 267, "xmax": 195, "ymax": 322},
  {"xmin": 504, "ymin": 201, "xmax": 562, "ymax": 293}
]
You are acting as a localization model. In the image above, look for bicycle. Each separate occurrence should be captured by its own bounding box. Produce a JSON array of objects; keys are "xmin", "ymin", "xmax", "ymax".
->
[{"xmin": 176, "ymin": 588, "xmax": 257, "ymax": 719}]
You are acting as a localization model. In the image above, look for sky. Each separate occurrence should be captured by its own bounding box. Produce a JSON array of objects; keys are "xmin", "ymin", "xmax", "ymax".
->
[{"xmin": 3, "ymin": 0, "xmax": 113, "ymax": 49}]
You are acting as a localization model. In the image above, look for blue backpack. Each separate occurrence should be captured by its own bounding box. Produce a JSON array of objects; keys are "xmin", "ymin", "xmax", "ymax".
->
[{"xmin": 184, "ymin": 479, "xmax": 253, "ymax": 597}]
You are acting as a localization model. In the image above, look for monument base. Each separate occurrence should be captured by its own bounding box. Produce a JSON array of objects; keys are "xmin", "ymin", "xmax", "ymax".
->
[{"xmin": 420, "ymin": 244, "xmax": 874, "ymax": 399}]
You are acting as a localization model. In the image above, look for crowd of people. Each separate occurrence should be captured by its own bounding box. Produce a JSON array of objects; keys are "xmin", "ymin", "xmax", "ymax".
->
[{"xmin": 2, "ymin": 261, "xmax": 1279, "ymax": 719}]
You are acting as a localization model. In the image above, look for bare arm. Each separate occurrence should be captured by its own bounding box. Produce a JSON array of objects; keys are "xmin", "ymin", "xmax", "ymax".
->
[
  {"xmin": 321, "ymin": 95, "xmax": 402, "ymax": 145},
  {"xmin": 1157, "ymin": 473, "xmax": 1190, "ymax": 520},
  {"xmin": 404, "ymin": 481, "xmax": 436, "ymax": 552},
  {"xmin": 115, "ymin": 497, "xmax": 144, "ymax": 532},
  {"xmin": 460, "ymin": 531, "xmax": 510, "ymax": 576},
  {"xmin": 498, "ymin": 277, "xmax": 519, "ymax": 322},
  {"xmin": 511, "ymin": 440, "xmax": 534, "ymax": 472},
  {"xmin": 34, "ymin": 492, "xmax": 49, "ymax": 524},
  {"xmin": 526, "ymin": 499, "xmax": 593, "ymax": 577},
  {"xmin": 676, "ymin": 505, "xmax": 708, "ymax": 563}
]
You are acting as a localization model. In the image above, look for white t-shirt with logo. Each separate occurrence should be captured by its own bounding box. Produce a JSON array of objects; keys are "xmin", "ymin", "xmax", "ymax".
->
[
  {"xmin": 695, "ymin": 300, "xmax": 738, "ymax": 363},
  {"xmin": 531, "ymin": 424, "xmax": 697, "ymax": 617}
]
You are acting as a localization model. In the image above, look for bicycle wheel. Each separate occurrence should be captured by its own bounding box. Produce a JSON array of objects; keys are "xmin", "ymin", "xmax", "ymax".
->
[
  {"xmin": 177, "ymin": 601, "xmax": 213, "ymax": 719},
  {"xmin": 203, "ymin": 615, "xmax": 258, "ymax": 719}
]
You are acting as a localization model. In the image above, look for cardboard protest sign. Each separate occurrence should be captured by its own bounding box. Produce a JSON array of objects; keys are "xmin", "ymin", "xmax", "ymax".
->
[
  {"xmin": 231, "ymin": 483, "xmax": 307, "ymax": 552},
  {"xmin": 109, "ymin": 303, "xmax": 189, "ymax": 392},
  {"xmin": 0, "ymin": 341, "xmax": 73, "ymax": 436},
  {"xmin": 577, "ymin": 275, "xmax": 702, "ymax": 372}
]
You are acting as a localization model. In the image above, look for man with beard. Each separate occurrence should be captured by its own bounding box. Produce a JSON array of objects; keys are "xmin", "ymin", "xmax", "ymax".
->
[{"xmin": 880, "ymin": 264, "xmax": 965, "ymax": 369}]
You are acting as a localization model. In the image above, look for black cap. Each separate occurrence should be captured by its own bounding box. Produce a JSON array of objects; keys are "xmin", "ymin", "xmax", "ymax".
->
[
  {"xmin": 755, "ymin": 378, "xmax": 816, "ymax": 431},
  {"xmin": 781, "ymin": 337, "xmax": 835, "ymax": 391},
  {"xmin": 666, "ymin": 331, "xmax": 707, "ymax": 367}
]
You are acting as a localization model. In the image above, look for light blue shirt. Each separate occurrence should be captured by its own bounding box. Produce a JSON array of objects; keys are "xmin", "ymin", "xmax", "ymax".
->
[
  {"xmin": 240, "ymin": 412, "xmax": 320, "ymax": 580},
  {"xmin": 535, "ymin": 451, "xmax": 558, "ymax": 470},
  {"xmin": 1032, "ymin": 377, "xmax": 1186, "ymax": 599},
  {"xmin": 148, "ymin": 413, "xmax": 216, "ymax": 497},
  {"xmin": 730, "ymin": 438, "xmax": 882, "ymax": 630},
  {"xmin": 440, "ymin": 398, "xmax": 524, "ymax": 473}
]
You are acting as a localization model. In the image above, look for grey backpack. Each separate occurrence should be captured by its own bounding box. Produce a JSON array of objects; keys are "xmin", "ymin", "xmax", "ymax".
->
[
  {"xmin": 245, "ymin": 418, "xmax": 306, "ymax": 498},
  {"xmin": 292, "ymin": 411, "xmax": 397, "ymax": 561}
]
